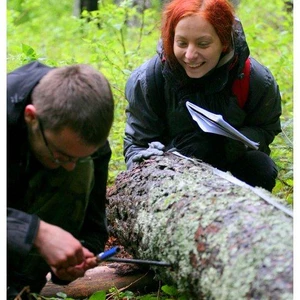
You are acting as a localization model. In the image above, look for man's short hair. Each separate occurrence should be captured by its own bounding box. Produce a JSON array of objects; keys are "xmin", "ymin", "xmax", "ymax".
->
[{"xmin": 32, "ymin": 64, "xmax": 114, "ymax": 145}]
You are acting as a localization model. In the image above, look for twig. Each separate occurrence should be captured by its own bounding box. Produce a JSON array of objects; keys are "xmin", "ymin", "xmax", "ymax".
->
[
  {"xmin": 14, "ymin": 286, "xmax": 30, "ymax": 300},
  {"xmin": 106, "ymin": 271, "xmax": 150, "ymax": 299}
]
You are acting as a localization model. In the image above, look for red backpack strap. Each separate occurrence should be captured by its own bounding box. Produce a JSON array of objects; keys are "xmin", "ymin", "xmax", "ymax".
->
[{"xmin": 232, "ymin": 57, "xmax": 251, "ymax": 108}]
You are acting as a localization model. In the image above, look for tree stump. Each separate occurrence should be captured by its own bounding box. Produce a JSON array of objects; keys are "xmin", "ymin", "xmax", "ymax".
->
[{"xmin": 106, "ymin": 153, "xmax": 293, "ymax": 299}]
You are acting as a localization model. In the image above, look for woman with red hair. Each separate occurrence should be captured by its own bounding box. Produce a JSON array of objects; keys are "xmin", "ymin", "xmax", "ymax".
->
[{"xmin": 124, "ymin": 0, "xmax": 282, "ymax": 192}]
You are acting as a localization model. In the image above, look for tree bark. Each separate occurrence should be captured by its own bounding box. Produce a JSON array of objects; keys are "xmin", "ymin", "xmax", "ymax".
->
[
  {"xmin": 106, "ymin": 153, "xmax": 293, "ymax": 299},
  {"xmin": 40, "ymin": 265, "xmax": 157, "ymax": 299}
]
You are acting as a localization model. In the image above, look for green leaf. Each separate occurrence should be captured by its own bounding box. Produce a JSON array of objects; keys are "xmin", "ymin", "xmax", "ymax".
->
[
  {"xmin": 120, "ymin": 290, "xmax": 135, "ymax": 297},
  {"xmin": 161, "ymin": 285, "xmax": 178, "ymax": 296},
  {"xmin": 88, "ymin": 290, "xmax": 107, "ymax": 300},
  {"xmin": 21, "ymin": 43, "xmax": 35, "ymax": 55}
]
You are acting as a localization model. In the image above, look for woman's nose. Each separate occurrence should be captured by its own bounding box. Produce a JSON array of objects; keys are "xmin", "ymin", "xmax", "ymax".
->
[{"xmin": 185, "ymin": 44, "xmax": 198, "ymax": 60}]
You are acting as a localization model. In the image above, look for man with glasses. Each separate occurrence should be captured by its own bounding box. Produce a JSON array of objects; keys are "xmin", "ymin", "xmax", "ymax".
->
[{"xmin": 7, "ymin": 61, "xmax": 114, "ymax": 299}]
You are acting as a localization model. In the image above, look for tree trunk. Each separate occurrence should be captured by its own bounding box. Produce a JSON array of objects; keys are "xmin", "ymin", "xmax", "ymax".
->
[{"xmin": 106, "ymin": 153, "xmax": 293, "ymax": 299}]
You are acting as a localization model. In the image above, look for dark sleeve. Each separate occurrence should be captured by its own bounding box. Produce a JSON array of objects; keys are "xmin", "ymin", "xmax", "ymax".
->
[
  {"xmin": 7, "ymin": 61, "xmax": 52, "ymax": 126},
  {"xmin": 7, "ymin": 208, "xmax": 40, "ymax": 258},
  {"xmin": 79, "ymin": 141, "xmax": 111, "ymax": 254},
  {"xmin": 240, "ymin": 58, "xmax": 282, "ymax": 154},
  {"xmin": 124, "ymin": 61, "xmax": 166, "ymax": 168}
]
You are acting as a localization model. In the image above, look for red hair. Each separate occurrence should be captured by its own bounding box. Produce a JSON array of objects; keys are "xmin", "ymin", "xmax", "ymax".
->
[{"xmin": 161, "ymin": 0, "xmax": 235, "ymax": 64}]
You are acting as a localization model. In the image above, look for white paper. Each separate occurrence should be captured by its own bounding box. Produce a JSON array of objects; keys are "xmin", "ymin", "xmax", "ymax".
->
[{"xmin": 186, "ymin": 101, "xmax": 259, "ymax": 150}]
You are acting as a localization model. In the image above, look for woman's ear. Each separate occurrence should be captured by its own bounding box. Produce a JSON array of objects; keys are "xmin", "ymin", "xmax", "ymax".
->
[{"xmin": 24, "ymin": 104, "xmax": 38, "ymax": 125}]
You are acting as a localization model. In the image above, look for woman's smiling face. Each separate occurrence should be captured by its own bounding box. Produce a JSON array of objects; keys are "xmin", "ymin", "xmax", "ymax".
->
[{"xmin": 173, "ymin": 14, "xmax": 224, "ymax": 78}]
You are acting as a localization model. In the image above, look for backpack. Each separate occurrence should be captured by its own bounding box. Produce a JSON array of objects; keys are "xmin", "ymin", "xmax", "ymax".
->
[{"xmin": 146, "ymin": 55, "xmax": 251, "ymax": 110}]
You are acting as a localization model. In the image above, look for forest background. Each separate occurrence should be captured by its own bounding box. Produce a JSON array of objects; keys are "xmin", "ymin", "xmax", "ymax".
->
[
  {"xmin": 5, "ymin": 0, "xmax": 295, "ymax": 299},
  {"xmin": 6, "ymin": 0, "xmax": 294, "ymax": 204}
]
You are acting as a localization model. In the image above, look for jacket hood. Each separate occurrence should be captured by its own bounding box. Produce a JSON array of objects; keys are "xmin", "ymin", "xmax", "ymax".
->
[{"xmin": 231, "ymin": 18, "xmax": 250, "ymax": 73}]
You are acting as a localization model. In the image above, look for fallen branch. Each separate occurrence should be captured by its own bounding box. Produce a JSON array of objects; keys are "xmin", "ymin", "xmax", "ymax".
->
[{"xmin": 40, "ymin": 265, "xmax": 157, "ymax": 299}]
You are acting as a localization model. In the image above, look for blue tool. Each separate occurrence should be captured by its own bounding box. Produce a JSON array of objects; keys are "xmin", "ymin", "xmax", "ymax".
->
[
  {"xmin": 96, "ymin": 246, "xmax": 171, "ymax": 267},
  {"xmin": 96, "ymin": 246, "xmax": 121, "ymax": 261}
]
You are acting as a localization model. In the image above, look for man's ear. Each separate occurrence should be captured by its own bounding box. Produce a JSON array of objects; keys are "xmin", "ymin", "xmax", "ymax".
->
[{"xmin": 24, "ymin": 105, "xmax": 38, "ymax": 125}]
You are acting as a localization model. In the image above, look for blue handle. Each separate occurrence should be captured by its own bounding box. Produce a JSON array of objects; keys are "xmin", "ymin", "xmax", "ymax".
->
[{"xmin": 96, "ymin": 246, "xmax": 121, "ymax": 261}]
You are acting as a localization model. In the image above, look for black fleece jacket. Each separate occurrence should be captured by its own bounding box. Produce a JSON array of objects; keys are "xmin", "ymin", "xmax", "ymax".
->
[
  {"xmin": 7, "ymin": 62, "xmax": 110, "ymax": 266},
  {"xmin": 124, "ymin": 19, "xmax": 282, "ymax": 167}
]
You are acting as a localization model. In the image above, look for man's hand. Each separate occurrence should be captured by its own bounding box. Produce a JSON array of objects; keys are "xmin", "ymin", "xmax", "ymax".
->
[
  {"xmin": 132, "ymin": 141, "xmax": 165, "ymax": 162},
  {"xmin": 34, "ymin": 220, "xmax": 94, "ymax": 271},
  {"xmin": 51, "ymin": 251, "xmax": 98, "ymax": 281}
]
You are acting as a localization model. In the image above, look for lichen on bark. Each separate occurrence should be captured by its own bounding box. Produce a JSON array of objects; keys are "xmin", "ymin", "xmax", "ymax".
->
[{"xmin": 107, "ymin": 153, "xmax": 293, "ymax": 299}]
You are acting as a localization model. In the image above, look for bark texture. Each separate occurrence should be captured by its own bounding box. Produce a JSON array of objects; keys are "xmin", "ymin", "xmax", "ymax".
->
[
  {"xmin": 41, "ymin": 266, "xmax": 156, "ymax": 299},
  {"xmin": 106, "ymin": 153, "xmax": 293, "ymax": 299}
]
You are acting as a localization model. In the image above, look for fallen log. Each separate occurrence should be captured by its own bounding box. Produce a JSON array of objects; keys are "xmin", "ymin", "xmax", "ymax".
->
[
  {"xmin": 106, "ymin": 153, "xmax": 293, "ymax": 299},
  {"xmin": 40, "ymin": 265, "xmax": 157, "ymax": 299}
]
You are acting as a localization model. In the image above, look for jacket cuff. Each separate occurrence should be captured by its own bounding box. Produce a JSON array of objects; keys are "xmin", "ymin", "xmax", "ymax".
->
[{"xmin": 27, "ymin": 214, "xmax": 40, "ymax": 246}]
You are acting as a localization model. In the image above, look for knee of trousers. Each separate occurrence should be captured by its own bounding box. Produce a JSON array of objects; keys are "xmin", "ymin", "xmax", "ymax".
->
[{"xmin": 229, "ymin": 150, "xmax": 278, "ymax": 191}]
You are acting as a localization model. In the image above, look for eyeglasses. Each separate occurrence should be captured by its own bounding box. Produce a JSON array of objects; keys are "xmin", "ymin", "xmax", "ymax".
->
[{"xmin": 38, "ymin": 120, "xmax": 98, "ymax": 165}]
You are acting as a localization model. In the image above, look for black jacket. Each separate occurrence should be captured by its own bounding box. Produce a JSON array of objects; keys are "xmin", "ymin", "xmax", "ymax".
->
[
  {"xmin": 124, "ymin": 19, "xmax": 282, "ymax": 167},
  {"xmin": 7, "ymin": 61, "xmax": 110, "ymax": 262}
]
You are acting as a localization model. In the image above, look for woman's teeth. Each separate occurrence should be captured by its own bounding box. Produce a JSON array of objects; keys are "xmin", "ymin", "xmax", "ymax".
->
[{"xmin": 188, "ymin": 62, "xmax": 205, "ymax": 68}]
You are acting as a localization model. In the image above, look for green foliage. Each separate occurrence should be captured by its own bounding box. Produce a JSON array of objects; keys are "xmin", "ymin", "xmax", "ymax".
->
[
  {"xmin": 29, "ymin": 284, "xmax": 188, "ymax": 299},
  {"xmin": 7, "ymin": 0, "xmax": 161, "ymax": 185},
  {"xmin": 88, "ymin": 290, "xmax": 106, "ymax": 300},
  {"xmin": 7, "ymin": 1, "xmax": 292, "ymax": 200},
  {"xmin": 236, "ymin": 0, "xmax": 293, "ymax": 204},
  {"xmin": 21, "ymin": 43, "xmax": 38, "ymax": 63}
]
